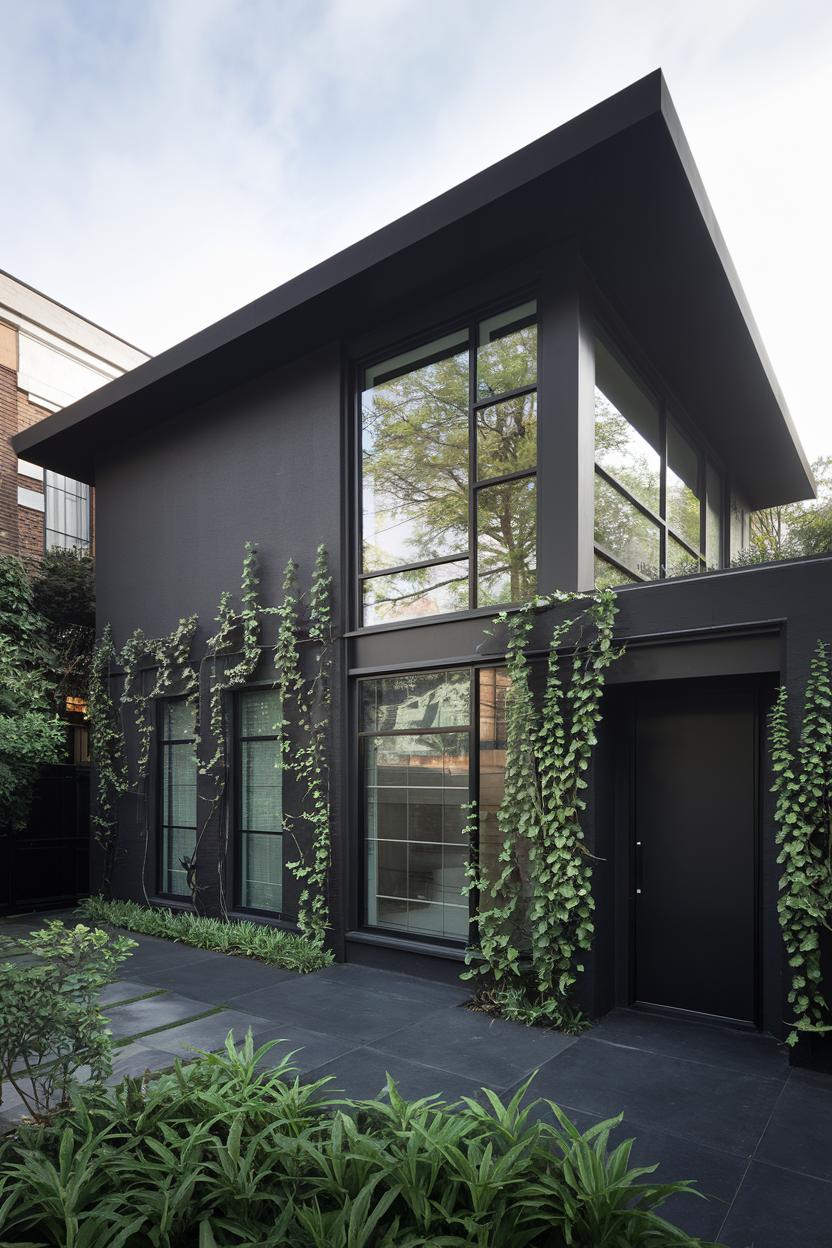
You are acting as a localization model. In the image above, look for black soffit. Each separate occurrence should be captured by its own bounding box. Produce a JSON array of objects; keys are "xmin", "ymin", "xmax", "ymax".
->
[{"xmin": 13, "ymin": 70, "xmax": 813, "ymax": 508}]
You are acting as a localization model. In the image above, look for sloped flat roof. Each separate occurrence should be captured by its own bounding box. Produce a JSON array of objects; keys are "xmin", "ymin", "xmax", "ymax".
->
[{"xmin": 13, "ymin": 70, "xmax": 813, "ymax": 507}]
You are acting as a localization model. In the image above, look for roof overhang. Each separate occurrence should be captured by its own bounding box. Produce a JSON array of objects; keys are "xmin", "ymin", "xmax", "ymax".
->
[{"xmin": 13, "ymin": 70, "xmax": 814, "ymax": 508}]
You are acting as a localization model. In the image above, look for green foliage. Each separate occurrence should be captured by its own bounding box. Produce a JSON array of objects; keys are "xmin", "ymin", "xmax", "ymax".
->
[
  {"xmin": 737, "ymin": 456, "xmax": 832, "ymax": 566},
  {"xmin": 770, "ymin": 641, "xmax": 832, "ymax": 1046},
  {"xmin": 88, "ymin": 625, "xmax": 128, "ymax": 893},
  {"xmin": 277, "ymin": 547, "xmax": 334, "ymax": 949},
  {"xmin": 77, "ymin": 896, "xmax": 332, "ymax": 974},
  {"xmin": 466, "ymin": 589, "xmax": 622, "ymax": 1029},
  {"xmin": 0, "ymin": 1031, "xmax": 711, "ymax": 1246},
  {"xmin": 30, "ymin": 548, "xmax": 96, "ymax": 704},
  {"xmin": 0, "ymin": 920, "xmax": 135, "ymax": 1120},
  {"xmin": 0, "ymin": 555, "xmax": 64, "ymax": 831}
]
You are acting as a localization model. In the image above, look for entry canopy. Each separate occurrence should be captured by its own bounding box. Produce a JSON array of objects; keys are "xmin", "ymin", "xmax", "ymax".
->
[{"xmin": 14, "ymin": 70, "xmax": 813, "ymax": 509}]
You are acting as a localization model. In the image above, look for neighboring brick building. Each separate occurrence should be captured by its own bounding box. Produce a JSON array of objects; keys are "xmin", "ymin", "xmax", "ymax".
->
[{"xmin": 0, "ymin": 270, "xmax": 148, "ymax": 560}]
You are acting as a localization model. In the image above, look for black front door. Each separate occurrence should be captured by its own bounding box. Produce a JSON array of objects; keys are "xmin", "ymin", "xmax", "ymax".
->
[{"xmin": 633, "ymin": 683, "xmax": 758, "ymax": 1024}]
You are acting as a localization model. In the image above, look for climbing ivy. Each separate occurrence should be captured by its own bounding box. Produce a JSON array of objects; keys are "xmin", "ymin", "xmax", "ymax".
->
[
  {"xmin": 88, "ymin": 543, "xmax": 333, "ymax": 944},
  {"xmin": 88, "ymin": 624, "xmax": 128, "ymax": 895},
  {"xmin": 770, "ymin": 640, "xmax": 832, "ymax": 1046},
  {"xmin": 465, "ymin": 588, "xmax": 621, "ymax": 1031},
  {"xmin": 276, "ymin": 546, "xmax": 333, "ymax": 950}
]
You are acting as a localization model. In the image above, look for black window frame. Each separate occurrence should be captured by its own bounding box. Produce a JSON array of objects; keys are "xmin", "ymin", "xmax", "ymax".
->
[
  {"xmin": 157, "ymin": 696, "xmax": 198, "ymax": 902},
  {"xmin": 356, "ymin": 294, "xmax": 539, "ymax": 628},
  {"xmin": 233, "ymin": 684, "xmax": 286, "ymax": 920},
  {"xmin": 593, "ymin": 330, "xmax": 725, "ymax": 585},
  {"xmin": 43, "ymin": 470, "xmax": 92, "ymax": 553}
]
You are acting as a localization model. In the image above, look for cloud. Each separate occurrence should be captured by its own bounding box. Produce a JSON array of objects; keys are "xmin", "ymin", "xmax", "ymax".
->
[{"xmin": 1, "ymin": 0, "xmax": 830, "ymax": 459}]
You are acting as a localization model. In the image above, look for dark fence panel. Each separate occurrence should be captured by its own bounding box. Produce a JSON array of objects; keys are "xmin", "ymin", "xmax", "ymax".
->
[{"xmin": 0, "ymin": 765, "xmax": 89, "ymax": 914}]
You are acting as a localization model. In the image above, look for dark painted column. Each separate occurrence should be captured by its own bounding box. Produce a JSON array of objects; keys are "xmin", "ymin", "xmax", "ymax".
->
[{"xmin": 537, "ymin": 254, "xmax": 595, "ymax": 593}]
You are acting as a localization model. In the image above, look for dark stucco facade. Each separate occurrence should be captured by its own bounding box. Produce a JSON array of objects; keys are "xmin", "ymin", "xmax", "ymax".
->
[{"xmin": 15, "ymin": 72, "xmax": 830, "ymax": 1063}]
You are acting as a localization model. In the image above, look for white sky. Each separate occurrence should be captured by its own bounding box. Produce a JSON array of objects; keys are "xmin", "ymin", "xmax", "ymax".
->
[{"xmin": 1, "ymin": 0, "xmax": 830, "ymax": 459}]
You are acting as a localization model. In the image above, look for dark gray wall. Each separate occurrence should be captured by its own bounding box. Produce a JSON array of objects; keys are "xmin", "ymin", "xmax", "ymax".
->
[{"xmin": 93, "ymin": 341, "xmax": 345, "ymax": 913}]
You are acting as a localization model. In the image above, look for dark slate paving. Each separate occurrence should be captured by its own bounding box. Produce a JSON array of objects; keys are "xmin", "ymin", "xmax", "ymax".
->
[
  {"xmin": 518, "ymin": 1035, "xmax": 783, "ymax": 1156},
  {"xmin": 306, "ymin": 1045, "xmax": 488, "ymax": 1104},
  {"xmin": 755, "ymin": 1077, "xmax": 832, "ymax": 1183},
  {"xmin": 225, "ymin": 977, "xmax": 443, "ymax": 1043},
  {"xmin": 373, "ymin": 1005, "xmax": 577, "ymax": 1087},
  {"xmin": 106, "ymin": 1044, "xmax": 175, "ymax": 1083},
  {"xmin": 100, "ymin": 979, "xmax": 161, "ymax": 1006},
  {"xmin": 720, "ymin": 1160, "xmax": 832, "ymax": 1248},
  {"xmin": 249, "ymin": 1026, "xmax": 360, "ymax": 1077},
  {"xmin": 314, "ymin": 962, "xmax": 469, "ymax": 1008},
  {"xmin": 134, "ymin": 956, "xmax": 298, "ymax": 1001},
  {"xmin": 591, "ymin": 1007, "xmax": 789, "ymax": 1080},
  {"xmin": 137, "ymin": 1010, "xmax": 272, "ymax": 1057},
  {"xmin": 104, "ymin": 993, "xmax": 214, "ymax": 1039}
]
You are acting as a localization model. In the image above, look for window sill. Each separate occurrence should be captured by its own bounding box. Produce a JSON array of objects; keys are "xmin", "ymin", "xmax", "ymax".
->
[{"xmin": 346, "ymin": 929, "xmax": 467, "ymax": 962}]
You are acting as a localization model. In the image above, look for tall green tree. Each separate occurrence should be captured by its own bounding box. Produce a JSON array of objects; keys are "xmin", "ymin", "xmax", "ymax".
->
[
  {"xmin": 744, "ymin": 456, "xmax": 832, "ymax": 563},
  {"xmin": 0, "ymin": 556, "xmax": 64, "ymax": 830}
]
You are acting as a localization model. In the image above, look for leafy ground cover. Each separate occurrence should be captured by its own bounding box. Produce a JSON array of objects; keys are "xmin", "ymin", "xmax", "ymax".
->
[
  {"xmin": 0, "ymin": 1032, "xmax": 716, "ymax": 1248},
  {"xmin": 77, "ymin": 897, "xmax": 332, "ymax": 975}
]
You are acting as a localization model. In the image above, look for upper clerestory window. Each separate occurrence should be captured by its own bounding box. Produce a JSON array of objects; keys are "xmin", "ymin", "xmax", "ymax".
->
[
  {"xmin": 593, "ymin": 337, "xmax": 722, "ymax": 587},
  {"xmin": 360, "ymin": 302, "xmax": 537, "ymax": 626}
]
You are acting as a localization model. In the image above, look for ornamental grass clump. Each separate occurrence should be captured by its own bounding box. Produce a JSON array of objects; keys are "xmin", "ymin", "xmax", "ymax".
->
[
  {"xmin": 0, "ymin": 1031, "xmax": 711, "ymax": 1247},
  {"xmin": 0, "ymin": 920, "xmax": 136, "ymax": 1121},
  {"xmin": 77, "ymin": 895, "xmax": 332, "ymax": 974}
]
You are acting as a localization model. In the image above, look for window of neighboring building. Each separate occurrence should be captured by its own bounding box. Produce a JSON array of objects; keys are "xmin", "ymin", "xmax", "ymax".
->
[
  {"xmin": 45, "ymin": 471, "xmax": 91, "ymax": 552},
  {"xmin": 593, "ymin": 337, "xmax": 723, "ymax": 585},
  {"xmin": 159, "ymin": 699, "xmax": 197, "ymax": 898},
  {"xmin": 360, "ymin": 302, "xmax": 537, "ymax": 625},
  {"xmin": 236, "ymin": 688, "xmax": 283, "ymax": 914}
]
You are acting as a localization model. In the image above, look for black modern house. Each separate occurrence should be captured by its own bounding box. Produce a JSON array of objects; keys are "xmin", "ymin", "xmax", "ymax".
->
[{"xmin": 15, "ymin": 71, "xmax": 830, "ymax": 1050}]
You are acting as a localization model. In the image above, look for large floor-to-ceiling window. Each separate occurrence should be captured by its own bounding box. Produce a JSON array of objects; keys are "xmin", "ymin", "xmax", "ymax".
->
[
  {"xmin": 361, "ymin": 666, "xmax": 511, "ymax": 943},
  {"xmin": 593, "ymin": 337, "xmax": 723, "ymax": 586},
  {"xmin": 360, "ymin": 302, "xmax": 538, "ymax": 625}
]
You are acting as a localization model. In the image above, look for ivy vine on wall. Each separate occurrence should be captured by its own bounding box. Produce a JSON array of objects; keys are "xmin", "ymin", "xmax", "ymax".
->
[
  {"xmin": 87, "ymin": 543, "xmax": 334, "ymax": 952},
  {"xmin": 465, "ymin": 588, "xmax": 621, "ymax": 1031},
  {"xmin": 770, "ymin": 639, "xmax": 832, "ymax": 1046}
]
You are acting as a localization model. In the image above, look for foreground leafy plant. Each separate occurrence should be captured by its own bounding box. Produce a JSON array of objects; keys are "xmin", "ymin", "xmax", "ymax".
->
[
  {"xmin": 466, "ymin": 589, "xmax": 622, "ymax": 1030},
  {"xmin": 0, "ymin": 921, "xmax": 135, "ymax": 1120},
  {"xmin": 77, "ymin": 895, "xmax": 332, "ymax": 974},
  {"xmin": 0, "ymin": 1031, "xmax": 714, "ymax": 1247},
  {"xmin": 770, "ymin": 639, "xmax": 832, "ymax": 1046}
]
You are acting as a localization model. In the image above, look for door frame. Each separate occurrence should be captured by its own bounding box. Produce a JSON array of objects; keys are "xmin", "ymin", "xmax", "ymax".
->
[{"xmin": 609, "ymin": 675, "xmax": 772, "ymax": 1031}]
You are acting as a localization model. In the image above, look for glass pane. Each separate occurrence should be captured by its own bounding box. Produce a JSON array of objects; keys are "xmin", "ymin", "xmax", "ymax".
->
[
  {"xmin": 594, "ymin": 473, "xmax": 660, "ymax": 580},
  {"xmin": 362, "ymin": 560, "xmax": 468, "ymax": 626},
  {"xmin": 362, "ymin": 335, "xmax": 469, "ymax": 574},
  {"xmin": 478, "ymin": 667, "xmax": 508, "ymax": 887},
  {"xmin": 476, "ymin": 477, "xmax": 537, "ymax": 606},
  {"xmin": 706, "ymin": 462, "xmax": 722, "ymax": 570},
  {"xmin": 163, "ymin": 826, "xmax": 195, "ymax": 897},
  {"xmin": 241, "ymin": 739, "xmax": 282, "ymax": 832},
  {"xmin": 240, "ymin": 688, "xmax": 281, "ymax": 737},
  {"xmin": 666, "ymin": 536, "xmax": 701, "ymax": 579},
  {"xmin": 162, "ymin": 742, "xmax": 197, "ymax": 828},
  {"xmin": 360, "ymin": 670, "xmax": 470, "ymax": 733},
  {"xmin": 163, "ymin": 700, "xmax": 196, "ymax": 741},
  {"xmin": 241, "ymin": 831, "xmax": 282, "ymax": 912},
  {"xmin": 667, "ymin": 422, "xmax": 702, "ymax": 551},
  {"xmin": 365, "ymin": 731, "xmax": 470, "ymax": 940},
  {"xmin": 594, "ymin": 554, "xmax": 637, "ymax": 589},
  {"xmin": 476, "ymin": 392, "xmax": 537, "ymax": 480},
  {"xmin": 477, "ymin": 302, "xmax": 537, "ymax": 399},
  {"xmin": 594, "ymin": 340, "xmax": 661, "ymax": 514}
]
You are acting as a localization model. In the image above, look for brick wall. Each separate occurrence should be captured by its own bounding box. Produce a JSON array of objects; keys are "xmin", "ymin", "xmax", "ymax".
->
[
  {"xmin": 18, "ymin": 503, "xmax": 44, "ymax": 562},
  {"xmin": 0, "ymin": 364, "xmax": 19, "ymax": 556}
]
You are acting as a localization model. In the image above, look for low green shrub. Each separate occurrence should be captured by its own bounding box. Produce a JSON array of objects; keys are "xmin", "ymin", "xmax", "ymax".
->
[
  {"xmin": 0, "ymin": 920, "xmax": 136, "ymax": 1120},
  {"xmin": 77, "ymin": 896, "xmax": 333, "ymax": 974},
  {"xmin": 0, "ymin": 1031, "xmax": 715, "ymax": 1247}
]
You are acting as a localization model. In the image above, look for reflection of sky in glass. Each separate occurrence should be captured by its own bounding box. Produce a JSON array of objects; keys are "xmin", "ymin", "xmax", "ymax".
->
[{"xmin": 594, "ymin": 386, "xmax": 661, "ymax": 514}]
